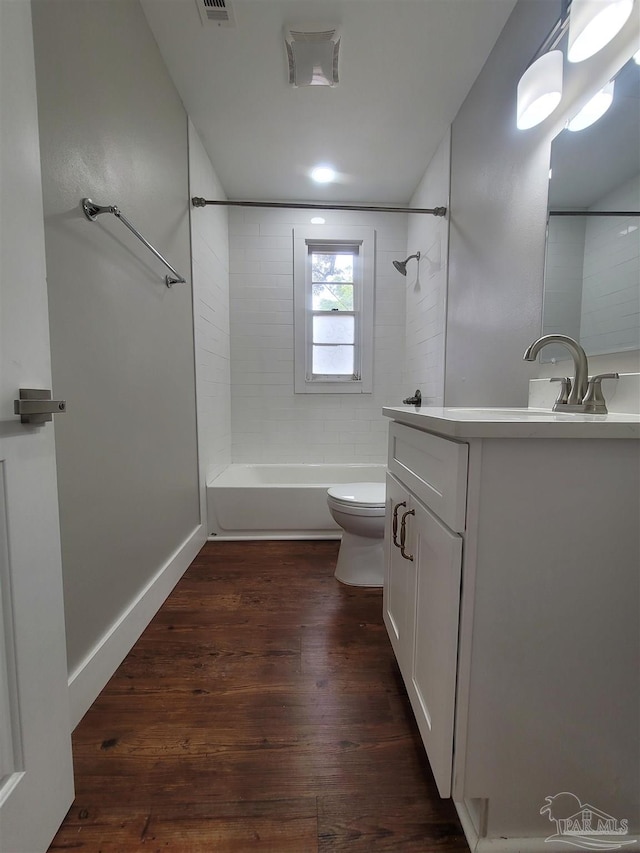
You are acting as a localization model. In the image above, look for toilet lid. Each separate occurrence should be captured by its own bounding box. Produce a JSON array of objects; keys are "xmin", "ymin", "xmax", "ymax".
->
[{"xmin": 327, "ymin": 482, "xmax": 386, "ymax": 507}]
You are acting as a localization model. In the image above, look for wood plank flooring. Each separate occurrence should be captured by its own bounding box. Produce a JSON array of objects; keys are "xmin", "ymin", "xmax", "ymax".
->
[{"xmin": 49, "ymin": 541, "xmax": 469, "ymax": 852}]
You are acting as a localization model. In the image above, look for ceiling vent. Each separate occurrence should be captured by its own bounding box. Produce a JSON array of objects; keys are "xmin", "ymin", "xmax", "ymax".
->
[
  {"xmin": 285, "ymin": 25, "xmax": 341, "ymax": 87},
  {"xmin": 196, "ymin": 0, "xmax": 236, "ymax": 28}
]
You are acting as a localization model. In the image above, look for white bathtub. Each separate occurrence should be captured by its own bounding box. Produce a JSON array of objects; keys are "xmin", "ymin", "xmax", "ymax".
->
[{"xmin": 207, "ymin": 463, "xmax": 387, "ymax": 539}]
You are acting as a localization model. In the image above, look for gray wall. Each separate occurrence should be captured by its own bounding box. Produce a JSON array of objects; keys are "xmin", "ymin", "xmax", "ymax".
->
[
  {"xmin": 445, "ymin": 0, "xmax": 561, "ymax": 407},
  {"xmin": 445, "ymin": 0, "xmax": 639, "ymax": 406},
  {"xmin": 32, "ymin": 0, "xmax": 200, "ymax": 674}
]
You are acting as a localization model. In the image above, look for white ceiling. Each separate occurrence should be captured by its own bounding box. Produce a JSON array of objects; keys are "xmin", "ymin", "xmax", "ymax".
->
[{"xmin": 141, "ymin": 0, "xmax": 517, "ymax": 204}]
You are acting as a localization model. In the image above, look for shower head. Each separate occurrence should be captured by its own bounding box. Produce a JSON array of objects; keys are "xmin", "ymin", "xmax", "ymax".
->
[{"xmin": 392, "ymin": 252, "xmax": 420, "ymax": 276}]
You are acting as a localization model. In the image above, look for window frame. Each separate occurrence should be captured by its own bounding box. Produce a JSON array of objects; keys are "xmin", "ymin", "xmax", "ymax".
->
[{"xmin": 293, "ymin": 226, "xmax": 375, "ymax": 394}]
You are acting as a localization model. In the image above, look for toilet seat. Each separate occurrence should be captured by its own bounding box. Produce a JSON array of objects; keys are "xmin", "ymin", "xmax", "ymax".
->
[{"xmin": 327, "ymin": 482, "xmax": 386, "ymax": 508}]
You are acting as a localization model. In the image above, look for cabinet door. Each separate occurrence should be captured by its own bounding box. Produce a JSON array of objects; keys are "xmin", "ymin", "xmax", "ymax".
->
[
  {"xmin": 407, "ymin": 500, "xmax": 462, "ymax": 798},
  {"xmin": 383, "ymin": 473, "xmax": 415, "ymax": 676}
]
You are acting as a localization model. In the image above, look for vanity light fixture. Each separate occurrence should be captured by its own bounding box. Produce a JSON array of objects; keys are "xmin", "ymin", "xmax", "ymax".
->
[
  {"xmin": 310, "ymin": 216, "xmax": 325, "ymax": 224},
  {"xmin": 310, "ymin": 165, "xmax": 336, "ymax": 183},
  {"xmin": 567, "ymin": 79, "xmax": 615, "ymax": 130},
  {"xmin": 517, "ymin": 50, "xmax": 564, "ymax": 129},
  {"xmin": 567, "ymin": 0, "xmax": 634, "ymax": 62}
]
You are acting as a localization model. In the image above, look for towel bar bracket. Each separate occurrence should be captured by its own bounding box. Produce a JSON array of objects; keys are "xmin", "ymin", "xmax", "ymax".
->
[{"xmin": 82, "ymin": 199, "xmax": 116, "ymax": 221}]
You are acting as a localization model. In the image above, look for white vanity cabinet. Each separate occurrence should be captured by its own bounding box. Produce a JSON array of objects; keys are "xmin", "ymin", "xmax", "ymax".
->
[
  {"xmin": 382, "ymin": 408, "xmax": 640, "ymax": 852},
  {"xmin": 383, "ymin": 424, "xmax": 466, "ymax": 797}
]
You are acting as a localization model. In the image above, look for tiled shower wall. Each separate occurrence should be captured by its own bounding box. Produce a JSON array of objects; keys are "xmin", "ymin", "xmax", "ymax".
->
[
  {"xmin": 542, "ymin": 173, "xmax": 639, "ymax": 360},
  {"xmin": 543, "ymin": 215, "xmax": 585, "ymax": 348},
  {"xmin": 581, "ymin": 174, "xmax": 640, "ymax": 355},
  {"xmin": 188, "ymin": 122, "xmax": 231, "ymax": 487},
  {"xmin": 228, "ymin": 208, "xmax": 408, "ymax": 463},
  {"xmin": 403, "ymin": 128, "xmax": 451, "ymax": 405}
]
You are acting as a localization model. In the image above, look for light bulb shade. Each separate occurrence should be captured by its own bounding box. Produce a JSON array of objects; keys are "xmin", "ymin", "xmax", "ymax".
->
[
  {"xmin": 568, "ymin": 0, "xmax": 634, "ymax": 62},
  {"xmin": 567, "ymin": 79, "xmax": 615, "ymax": 130},
  {"xmin": 517, "ymin": 50, "xmax": 564, "ymax": 129}
]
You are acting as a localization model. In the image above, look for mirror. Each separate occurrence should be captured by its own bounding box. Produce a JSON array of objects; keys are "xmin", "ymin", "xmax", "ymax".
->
[{"xmin": 542, "ymin": 54, "xmax": 640, "ymax": 362}]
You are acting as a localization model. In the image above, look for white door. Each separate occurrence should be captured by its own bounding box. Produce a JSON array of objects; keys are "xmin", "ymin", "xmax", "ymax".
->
[{"xmin": 0, "ymin": 2, "xmax": 74, "ymax": 851}]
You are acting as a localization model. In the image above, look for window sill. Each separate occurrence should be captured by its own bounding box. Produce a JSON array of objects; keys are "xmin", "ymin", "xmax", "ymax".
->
[{"xmin": 295, "ymin": 379, "xmax": 371, "ymax": 394}]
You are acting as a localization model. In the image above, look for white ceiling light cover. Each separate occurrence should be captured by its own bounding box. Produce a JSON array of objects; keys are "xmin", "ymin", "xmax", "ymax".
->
[
  {"xmin": 567, "ymin": 0, "xmax": 634, "ymax": 62},
  {"xmin": 285, "ymin": 25, "xmax": 341, "ymax": 87},
  {"xmin": 567, "ymin": 79, "xmax": 615, "ymax": 130},
  {"xmin": 516, "ymin": 50, "xmax": 564, "ymax": 129}
]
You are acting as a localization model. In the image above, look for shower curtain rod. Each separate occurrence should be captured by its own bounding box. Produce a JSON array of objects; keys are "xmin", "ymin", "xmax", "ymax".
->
[
  {"xmin": 549, "ymin": 210, "xmax": 639, "ymax": 217},
  {"xmin": 191, "ymin": 197, "xmax": 447, "ymax": 217}
]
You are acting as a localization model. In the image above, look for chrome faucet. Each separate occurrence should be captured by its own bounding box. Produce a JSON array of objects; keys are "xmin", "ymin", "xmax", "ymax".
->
[
  {"xmin": 523, "ymin": 334, "xmax": 618, "ymax": 414},
  {"xmin": 523, "ymin": 335, "xmax": 588, "ymax": 405}
]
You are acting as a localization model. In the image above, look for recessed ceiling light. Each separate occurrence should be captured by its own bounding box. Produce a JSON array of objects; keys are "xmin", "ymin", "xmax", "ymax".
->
[
  {"xmin": 311, "ymin": 217, "xmax": 325, "ymax": 224},
  {"xmin": 310, "ymin": 165, "xmax": 336, "ymax": 183}
]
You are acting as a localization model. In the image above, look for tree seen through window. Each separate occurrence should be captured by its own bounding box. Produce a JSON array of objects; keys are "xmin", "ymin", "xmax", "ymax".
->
[{"xmin": 311, "ymin": 252, "xmax": 354, "ymax": 311}]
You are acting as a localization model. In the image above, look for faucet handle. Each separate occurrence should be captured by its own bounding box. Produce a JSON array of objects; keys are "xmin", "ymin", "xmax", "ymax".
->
[
  {"xmin": 588, "ymin": 372, "xmax": 619, "ymax": 380},
  {"xmin": 582, "ymin": 373, "xmax": 619, "ymax": 414},
  {"xmin": 550, "ymin": 376, "xmax": 572, "ymax": 406}
]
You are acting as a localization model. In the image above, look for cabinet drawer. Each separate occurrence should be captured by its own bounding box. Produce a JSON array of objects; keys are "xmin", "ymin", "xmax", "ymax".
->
[{"xmin": 388, "ymin": 422, "xmax": 468, "ymax": 532}]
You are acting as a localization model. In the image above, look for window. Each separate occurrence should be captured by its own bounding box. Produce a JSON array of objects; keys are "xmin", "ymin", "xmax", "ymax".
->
[{"xmin": 294, "ymin": 227, "xmax": 375, "ymax": 393}]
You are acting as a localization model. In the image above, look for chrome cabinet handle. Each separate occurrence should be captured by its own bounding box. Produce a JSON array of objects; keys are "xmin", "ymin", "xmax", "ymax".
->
[
  {"xmin": 392, "ymin": 501, "xmax": 406, "ymax": 548},
  {"xmin": 400, "ymin": 508, "xmax": 415, "ymax": 561}
]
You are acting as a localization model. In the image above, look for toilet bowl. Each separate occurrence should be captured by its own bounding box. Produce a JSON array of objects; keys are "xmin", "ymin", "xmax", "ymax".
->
[{"xmin": 327, "ymin": 482, "xmax": 386, "ymax": 587}]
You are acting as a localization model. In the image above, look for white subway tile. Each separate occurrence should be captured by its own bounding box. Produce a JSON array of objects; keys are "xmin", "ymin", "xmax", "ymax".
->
[{"xmin": 228, "ymin": 205, "xmax": 406, "ymax": 463}]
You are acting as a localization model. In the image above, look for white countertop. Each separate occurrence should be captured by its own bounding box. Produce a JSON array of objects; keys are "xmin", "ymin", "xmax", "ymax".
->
[{"xmin": 382, "ymin": 406, "xmax": 640, "ymax": 439}]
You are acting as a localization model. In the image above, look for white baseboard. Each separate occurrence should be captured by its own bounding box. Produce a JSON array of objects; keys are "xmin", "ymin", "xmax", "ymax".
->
[
  {"xmin": 455, "ymin": 799, "xmax": 478, "ymax": 852},
  {"xmin": 207, "ymin": 533, "xmax": 341, "ymax": 541},
  {"xmin": 68, "ymin": 524, "xmax": 206, "ymax": 729},
  {"xmin": 474, "ymin": 838, "xmax": 639, "ymax": 853},
  {"xmin": 454, "ymin": 800, "xmax": 640, "ymax": 853}
]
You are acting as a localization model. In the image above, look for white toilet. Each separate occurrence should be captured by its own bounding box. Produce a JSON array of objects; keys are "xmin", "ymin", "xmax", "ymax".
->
[{"xmin": 326, "ymin": 482, "xmax": 386, "ymax": 587}]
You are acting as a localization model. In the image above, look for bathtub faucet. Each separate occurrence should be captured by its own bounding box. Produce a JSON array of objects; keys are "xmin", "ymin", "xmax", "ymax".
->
[{"xmin": 402, "ymin": 389, "xmax": 422, "ymax": 406}]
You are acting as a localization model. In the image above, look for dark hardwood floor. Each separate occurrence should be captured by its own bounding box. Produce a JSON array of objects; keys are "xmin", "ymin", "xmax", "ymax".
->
[{"xmin": 49, "ymin": 541, "xmax": 469, "ymax": 852}]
